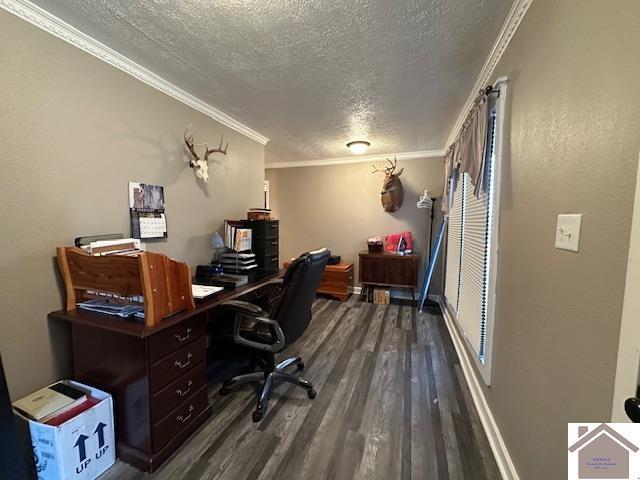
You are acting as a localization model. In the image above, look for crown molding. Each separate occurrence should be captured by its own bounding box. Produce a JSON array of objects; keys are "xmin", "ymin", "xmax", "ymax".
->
[
  {"xmin": 265, "ymin": 149, "xmax": 446, "ymax": 169},
  {"xmin": 0, "ymin": 0, "xmax": 269, "ymax": 146},
  {"xmin": 444, "ymin": 0, "xmax": 532, "ymax": 148}
]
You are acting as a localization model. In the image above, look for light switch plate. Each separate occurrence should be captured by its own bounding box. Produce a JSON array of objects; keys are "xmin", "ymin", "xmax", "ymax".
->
[{"xmin": 555, "ymin": 214, "xmax": 582, "ymax": 252}]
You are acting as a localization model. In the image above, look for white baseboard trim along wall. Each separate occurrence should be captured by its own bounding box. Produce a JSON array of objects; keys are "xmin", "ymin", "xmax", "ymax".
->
[{"xmin": 436, "ymin": 296, "xmax": 520, "ymax": 480}]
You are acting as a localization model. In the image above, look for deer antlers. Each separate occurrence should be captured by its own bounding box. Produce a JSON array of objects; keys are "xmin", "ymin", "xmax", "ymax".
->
[
  {"xmin": 183, "ymin": 126, "xmax": 229, "ymax": 183},
  {"xmin": 183, "ymin": 127, "xmax": 228, "ymax": 163},
  {"xmin": 371, "ymin": 157, "xmax": 401, "ymax": 176}
]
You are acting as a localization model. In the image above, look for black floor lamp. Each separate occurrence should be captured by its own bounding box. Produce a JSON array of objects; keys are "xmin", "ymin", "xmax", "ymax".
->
[{"xmin": 416, "ymin": 191, "xmax": 441, "ymax": 312}]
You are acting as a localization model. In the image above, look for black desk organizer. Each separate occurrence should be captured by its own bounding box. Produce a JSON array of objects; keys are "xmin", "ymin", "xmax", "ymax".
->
[
  {"xmin": 247, "ymin": 219, "xmax": 279, "ymax": 271},
  {"xmin": 222, "ymin": 219, "xmax": 279, "ymax": 272}
]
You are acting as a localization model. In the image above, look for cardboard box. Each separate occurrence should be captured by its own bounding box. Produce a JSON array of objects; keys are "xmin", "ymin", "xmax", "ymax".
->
[
  {"xmin": 373, "ymin": 288, "xmax": 390, "ymax": 304},
  {"xmin": 14, "ymin": 381, "xmax": 115, "ymax": 480}
]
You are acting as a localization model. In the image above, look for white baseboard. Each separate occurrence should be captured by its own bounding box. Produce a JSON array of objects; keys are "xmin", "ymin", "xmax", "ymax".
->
[{"xmin": 436, "ymin": 296, "xmax": 520, "ymax": 480}]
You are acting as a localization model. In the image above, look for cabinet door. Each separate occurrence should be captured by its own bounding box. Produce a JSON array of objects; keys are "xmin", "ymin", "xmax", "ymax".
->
[
  {"xmin": 386, "ymin": 258, "xmax": 418, "ymax": 286},
  {"xmin": 360, "ymin": 256, "xmax": 387, "ymax": 283}
]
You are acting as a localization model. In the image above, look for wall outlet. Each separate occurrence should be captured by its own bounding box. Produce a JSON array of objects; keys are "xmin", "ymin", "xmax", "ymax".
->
[{"xmin": 555, "ymin": 214, "xmax": 582, "ymax": 252}]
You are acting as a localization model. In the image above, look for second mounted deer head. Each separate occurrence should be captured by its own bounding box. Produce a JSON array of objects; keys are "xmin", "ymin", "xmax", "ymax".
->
[
  {"xmin": 183, "ymin": 126, "xmax": 228, "ymax": 183},
  {"xmin": 371, "ymin": 158, "xmax": 404, "ymax": 213}
]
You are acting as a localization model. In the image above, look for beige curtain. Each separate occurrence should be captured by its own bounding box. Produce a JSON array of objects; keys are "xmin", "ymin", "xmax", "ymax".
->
[{"xmin": 441, "ymin": 91, "xmax": 490, "ymax": 214}]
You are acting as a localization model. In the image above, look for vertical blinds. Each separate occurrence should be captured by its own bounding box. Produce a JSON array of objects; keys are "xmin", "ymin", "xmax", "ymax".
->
[
  {"xmin": 444, "ymin": 174, "xmax": 464, "ymax": 314},
  {"xmin": 445, "ymin": 110, "xmax": 497, "ymax": 360}
]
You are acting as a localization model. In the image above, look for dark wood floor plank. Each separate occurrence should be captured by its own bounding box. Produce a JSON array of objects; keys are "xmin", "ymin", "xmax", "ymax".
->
[
  {"xmin": 255, "ymin": 307, "xmax": 364, "ymax": 479},
  {"xmin": 454, "ymin": 365, "xmax": 502, "ymax": 480},
  {"xmin": 331, "ymin": 430, "xmax": 366, "ymax": 480},
  {"xmin": 424, "ymin": 344, "xmax": 450, "ymax": 480},
  {"xmin": 100, "ymin": 298, "xmax": 500, "ymax": 480},
  {"xmin": 269, "ymin": 310, "xmax": 367, "ymax": 479},
  {"xmin": 401, "ymin": 331, "xmax": 412, "ymax": 480},
  {"xmin": 410, "ymin": 346, "xmax": 438, "ymax": 479},
  {"xmin": 358, "ymin": 304, "xmax": 388, "ymax": 352},
  {"xmin": 356, "ymin": 348, "xmax": 403, "ymax": 480},
  {"xmin": 297, "ymin": 348, "xmax": 369, "ymax": 480}
]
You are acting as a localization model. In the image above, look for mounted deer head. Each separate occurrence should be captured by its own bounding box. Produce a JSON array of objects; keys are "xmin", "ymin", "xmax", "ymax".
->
[
  {"xmin": 183, "ymin": 126, "xmax": 228, "ymax": 183},
  {"xmin": 371, "ymin": 157, "xmax": 404, "ymax": 212}
]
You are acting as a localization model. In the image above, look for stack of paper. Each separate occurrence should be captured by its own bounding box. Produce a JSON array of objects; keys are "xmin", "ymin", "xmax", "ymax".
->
[
  {"xmin": 192, "ymin": 284, "xmax": 224, "ymax": 299},
  {"xmin": 77, "ymin": 300, "xmax": 144, "ymax": 318},
  {"xmin": 224, "ymin": 224, "xmax": 253, "ymax": 252},
  {"xmin": 84, "ymin": 238, "xmax": 143, "ymax": 256}
]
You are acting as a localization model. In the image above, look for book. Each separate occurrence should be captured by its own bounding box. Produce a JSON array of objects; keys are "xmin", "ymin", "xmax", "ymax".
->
[
  {"xmin": 44, "ymin": 395, "xmax": 101, "ymax": 426},
  {"xmin": 13, "ymin": 382, "xmax": 87, "ymax": 422},
  {"xmin": 192, "ymin": 284, "xmax": 224, "ymax": 299}
]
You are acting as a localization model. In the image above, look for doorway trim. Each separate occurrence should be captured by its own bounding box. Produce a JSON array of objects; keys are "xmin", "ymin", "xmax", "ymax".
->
[{"xmin": 612, "ymin": 148, "xmax": 640, "ymax": 422}]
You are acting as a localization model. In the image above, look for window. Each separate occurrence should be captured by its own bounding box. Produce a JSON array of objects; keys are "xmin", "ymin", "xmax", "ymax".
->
[{"xmin": 444, "ymin": 100, "xmax": 500, "ymax": 381}]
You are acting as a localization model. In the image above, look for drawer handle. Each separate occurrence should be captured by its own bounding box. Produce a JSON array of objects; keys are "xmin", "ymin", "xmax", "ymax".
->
[
  {"xmin": 270, "ymin": 224, "xmax": 277, "ymax": 228},
  {"xmin": 174, "ymin": 328, "xmax": 192, "ymax": 343},
  {"xmin": 271, "ymin": 257, "xmax": 277, "ymax": 262},
  {"xmin": 271, "ymin": 241, "xmax": 278, "ymax": 246},
  {"xmin": 176, "ymin": 405, "xmax": 194, "ymax": 424},
  {"xmin": 175, "ymin": 380, "xmax": 193, "ymax": 398},
  {"xmin": 174, "ymin": 353, "xmax": 192, "ymax": 369}
]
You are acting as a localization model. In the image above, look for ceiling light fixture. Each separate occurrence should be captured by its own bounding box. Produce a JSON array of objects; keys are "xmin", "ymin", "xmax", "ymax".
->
[{"xmin": 347, "ymin": 140, "xmax": 371, "ymax": 155}]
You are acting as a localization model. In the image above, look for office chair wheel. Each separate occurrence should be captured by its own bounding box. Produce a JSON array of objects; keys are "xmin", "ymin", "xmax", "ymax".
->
[
  {"xmin": 307, "ymin": 389, "xmax": 317, "ymax": 399},
  {"xmin": 219, "ymin": 387, "xmax": 230, "ymax": 396},
  {"xmin": 296, "ymin": 361, "xmax": 305, "ymax": 371},
  {"xmin": 252, "ymin": 410, "xmax": 263, "ymax": 422}
]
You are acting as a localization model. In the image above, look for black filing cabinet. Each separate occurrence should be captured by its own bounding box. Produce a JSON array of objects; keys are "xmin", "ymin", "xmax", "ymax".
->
[{"xmin": 249, "ymin": 220, "xmax": 279, "ymax": 271}]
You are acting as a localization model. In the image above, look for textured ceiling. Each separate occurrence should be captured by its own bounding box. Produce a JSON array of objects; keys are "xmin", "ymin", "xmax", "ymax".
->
[{"xmin": 30, "ymin": 0, "xmax": 513, "ymax": 163}]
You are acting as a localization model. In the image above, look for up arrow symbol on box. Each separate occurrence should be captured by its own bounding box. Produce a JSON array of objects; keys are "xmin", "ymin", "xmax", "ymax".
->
[
  {"xmin": 94, "ymin": 422, "xmax": 107, "ymax": 448},
  {"xmin": 74, "ymin": 434, "xmax": 89, "ymax": 462}
]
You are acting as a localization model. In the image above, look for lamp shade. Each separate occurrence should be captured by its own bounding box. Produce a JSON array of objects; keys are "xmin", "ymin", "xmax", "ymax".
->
[{"xmin": 210, "ymin": 232, "xmax": 224, "ymax": 250}]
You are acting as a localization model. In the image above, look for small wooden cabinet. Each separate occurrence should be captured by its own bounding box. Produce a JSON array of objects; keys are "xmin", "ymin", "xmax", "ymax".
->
[
  {"xmin": 359, "ymin": 252, "xmax": 419, "ymax": 300},
  {"xmin": 284, "ymin": 261, "xmax": 354, "ymax": 301}
]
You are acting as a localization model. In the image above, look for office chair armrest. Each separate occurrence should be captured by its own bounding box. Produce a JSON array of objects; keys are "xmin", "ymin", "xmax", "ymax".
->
[
  {"xmin": 232, "ymin": 312, "xmax": 285, "ymax": 353},
  {"xmin": 220, "ymin": 299, "xmax": 266, "ymax": 316}
]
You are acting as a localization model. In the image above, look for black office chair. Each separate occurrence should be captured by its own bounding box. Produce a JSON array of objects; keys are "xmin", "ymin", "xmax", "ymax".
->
[{"xmin": 217, "ymin": 248, "xmax": 330, "ymax": 421}]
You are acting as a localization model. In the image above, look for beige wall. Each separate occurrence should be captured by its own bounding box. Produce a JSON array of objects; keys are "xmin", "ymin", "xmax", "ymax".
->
[
  {"xmin": 466, "ymin": 1, "xmax": 640, "ymax": 478},
  {"xmin": 265, "ymin": 157, "xmax": 445, "ymax": 297},
  {"xmin": 0, "ymin": 11, "xmax": 265, "ymax": 399}
]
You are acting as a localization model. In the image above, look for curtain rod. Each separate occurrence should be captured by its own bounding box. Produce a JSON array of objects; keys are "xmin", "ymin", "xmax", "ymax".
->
[{"xmin": 485, "ymin": 85, "xmax": 500, "ymax": 97}]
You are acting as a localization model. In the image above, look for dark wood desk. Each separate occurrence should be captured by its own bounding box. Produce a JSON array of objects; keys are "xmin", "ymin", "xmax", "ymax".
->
[{"xmin": 49, "ymin": 269, "xmax": 281, "ymax": 473}]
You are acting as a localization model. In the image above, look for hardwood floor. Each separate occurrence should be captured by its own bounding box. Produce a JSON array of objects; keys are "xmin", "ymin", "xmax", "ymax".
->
[{"xmin": 100, "ymin": 297, "xmax": 501, "ymax": 480}]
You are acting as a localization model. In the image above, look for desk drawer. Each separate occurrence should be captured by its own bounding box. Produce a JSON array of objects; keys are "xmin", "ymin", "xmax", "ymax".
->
[
  {"xmin": 149, "ymin": 314, "xmax": 205, "ymax": 363},
  {"xmin": 253, "ymin": 239, "xmax": 279, "ymax": 258},
  {"xmin": 252, "ymin": 221, "xmax": 279, "ymax": 239},
  {"xmin": 151, "ymin": 361, "xmax": 207, "ymax": 422},
  {"xmin": 258, "ymin": 254, "xmax": 279, "ymax": 270},
  {"xmin": 150, "ymin": 336, "xmax": 206, "ymax": 392},
  {"xmin": 152, "ymin": 385, "xmax": 209, "ymax": 451}
]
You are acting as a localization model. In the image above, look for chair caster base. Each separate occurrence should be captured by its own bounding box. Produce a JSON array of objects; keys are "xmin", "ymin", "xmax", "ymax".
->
[
  {"xmin": 219, "ymin": 387, "xmax": 230, "ymax": 396},
  {"xmin": 308, "ymin": 389, "xmax": 317, "ymax": 399},
  {"xmin": 296, "ymin": 361, "xmax": 305, "ymax": 371},
  {"xmin": 252, "ymin": 410, "xmax": 264, "ymax": 422}
]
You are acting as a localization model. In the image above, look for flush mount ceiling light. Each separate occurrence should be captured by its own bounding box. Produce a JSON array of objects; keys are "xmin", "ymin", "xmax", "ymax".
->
[{"xmin": 346, "ymin": 140, "xmax": 371, "ymax": 155}]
